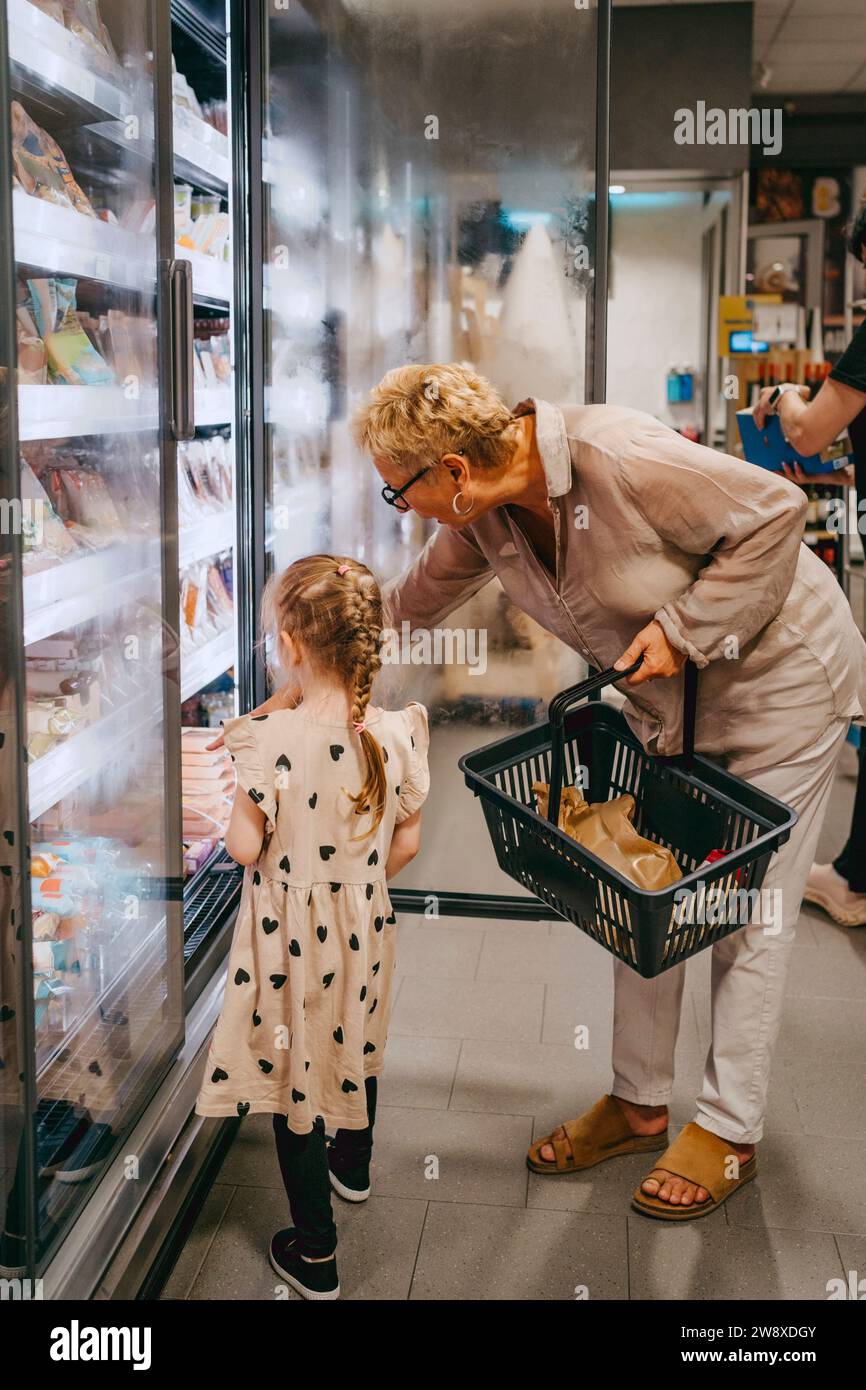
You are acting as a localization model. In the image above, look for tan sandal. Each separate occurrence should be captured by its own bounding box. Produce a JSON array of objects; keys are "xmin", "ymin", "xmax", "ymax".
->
[
  {"xmin": 526, "ymin": 1094, "xmax": 669, "ymax": 1175},
  {"xmin": 631, "ymin": 1121, "xmax": 757, "ymax": 1221}
]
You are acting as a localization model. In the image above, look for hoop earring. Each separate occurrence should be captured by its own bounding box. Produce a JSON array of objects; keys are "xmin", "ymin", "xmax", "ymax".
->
[{"xmin": 452, "ymin": 490, "xmax": 473, "ymax": 516}]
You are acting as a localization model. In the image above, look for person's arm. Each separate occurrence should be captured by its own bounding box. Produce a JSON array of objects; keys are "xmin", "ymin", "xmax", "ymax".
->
[
  {"xmin": 207, "ymin": 682, "xmax": 301, "ymax": 752},
  {"xmin": 386, "ymin": 808, "xmax": 421, "ymax": 878},
  {"xmin": 225, "ymin": 787, "xmax": 266, "ymax": 865},
  {"xmin": 383, "ymin": 524, "xmax": 494, "ymax": 631},
  {"xmin": 615, "ymin": 418, "xmax": 808, "ymax": 670},
  {"xmin": 754, "ymin": 376, "xmax": 866, "ymax": 456}
]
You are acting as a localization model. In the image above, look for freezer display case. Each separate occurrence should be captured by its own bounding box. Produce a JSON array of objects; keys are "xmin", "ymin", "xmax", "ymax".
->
[
  {"xmin": 169, "ymin": 1, "xmax": 242, "ymax": 956},
  {"xmin": 254, "ymin": 0, "xmax": 606, "ymax": 907},
  {"xmin": 0, "ymin": 0, "xmax": 187, "ymax": 1278}
]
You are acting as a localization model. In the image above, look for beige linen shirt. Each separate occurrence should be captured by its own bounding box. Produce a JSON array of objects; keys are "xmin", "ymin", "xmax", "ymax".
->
[{"xmin": 383, "ymin": 398, "xmax": 866, "ymax": 772}]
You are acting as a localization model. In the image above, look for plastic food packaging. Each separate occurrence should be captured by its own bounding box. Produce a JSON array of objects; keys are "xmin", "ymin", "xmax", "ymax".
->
[
  {"xmin": 26, "ymin": 277, "xmax": 114, "ymax": 385},
  {"xmin": 532, "ymin": 782, "xmax": 683, "ymax": 892},
  {"xmin": 19, "ymin": 456, "xmax": 79, "ymax": 570},
  {"xmin": 11, "ymin": 100, "xmax": 96, "ymax": 217},
  {"xmin": 16, "ymin": 303, "xmax": 47, "ymax": 383},
  {"xmin": 31, "ymin": 0, "xmax": 65, "ymax": 22},
  {"xmin": 61, "ymin": 0, "xmax": 118, "ymax": 62}
]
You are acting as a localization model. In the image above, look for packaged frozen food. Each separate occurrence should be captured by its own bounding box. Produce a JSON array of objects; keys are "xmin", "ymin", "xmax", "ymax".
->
[
  {"xmin": 31, "ymin": 0, "xmax": 65, "ymax": 23},
  {"xmin": 174, "ymin": 182, "xmax": 193, "ymax": 234},
  {"xmin": 172, "ymin": 55, "xmax": 203, "ymax": 118},
  {"xmin": 532, "ymin": 782, "xmax": 682, "ymax": 892},
  {"xmin": 59, "ymin": 468, "xmax": 125, "ymax": 537},
  {"xmin": 16, "ymin": 302, "xmax": 47, "ymax": 383},
  {"xmin": 19, "ymin": 456, "xmax": 80, "ymax": 571},
  {"xmin": 61, "ymin": 0, "xmax": 118, "ymax": 62},
  {"xmin": 26, "ymin": 278, "xmax": 114, "ymax": 385},
  {"xmin": 11, "ymin": 101, "xmax": 96, "ymax": 217}
]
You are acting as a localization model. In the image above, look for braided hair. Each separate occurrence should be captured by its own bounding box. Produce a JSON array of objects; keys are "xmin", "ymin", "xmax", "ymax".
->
[{"xmin": 260, "ymin": 554, "xmax": 387, "ymax": 837}]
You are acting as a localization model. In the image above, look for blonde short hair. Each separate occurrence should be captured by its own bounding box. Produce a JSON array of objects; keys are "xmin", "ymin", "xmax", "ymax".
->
[{"xmin": 351, "ymin": 362, "xmax": 517, "ymax": 478}]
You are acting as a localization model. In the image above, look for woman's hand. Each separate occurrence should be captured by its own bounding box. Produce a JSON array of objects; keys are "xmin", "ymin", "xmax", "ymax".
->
[
  {"xmin": 205, "ymin": 682, "xmax": 303, "ymax": 751},
  {"xmin": 614, "ymin": 620, "xmax": 687, "ymax": 685},
  {"xmin": 753, "ymin": 384, "xmax": 809, "ymax": 430}
]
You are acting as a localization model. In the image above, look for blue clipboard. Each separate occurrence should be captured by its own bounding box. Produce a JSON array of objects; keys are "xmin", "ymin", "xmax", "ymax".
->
[{"xmin": 736, "ymin": 410, "xmax": 849, "ymax": 476}]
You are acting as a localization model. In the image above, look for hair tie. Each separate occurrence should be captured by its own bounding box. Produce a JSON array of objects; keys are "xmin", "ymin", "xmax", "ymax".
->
[
  {"xmin": 353, "ymin": 720, "xmax": 366, "ymax": 734},
  {"xmin": 337, "ymin": 564, "xmax": 350, "ymax": 575}
]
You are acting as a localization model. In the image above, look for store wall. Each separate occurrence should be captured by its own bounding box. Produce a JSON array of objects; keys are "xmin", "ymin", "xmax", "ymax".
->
[
  {"xmin": 611, "ymin": 2, "xmax": 753, "ymax": 172},
  {"xmin": 606, "ymin": 192, "xmax": 707, "ymax": 430}
]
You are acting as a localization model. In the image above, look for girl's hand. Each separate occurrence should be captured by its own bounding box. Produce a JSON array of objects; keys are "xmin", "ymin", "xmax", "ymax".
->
[
  {"xmin": 205, "ymin": 682, "xmax": 303, "ymax": 751},
  {"xmin": 614, "ymin": 620, "xmax": 687, "ymax": 684}
]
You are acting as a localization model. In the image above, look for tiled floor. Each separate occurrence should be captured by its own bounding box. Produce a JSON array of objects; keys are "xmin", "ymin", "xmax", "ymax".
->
[{"xmin": 161, "ymin": 743, "xmax": 865, "ymax": 1301}]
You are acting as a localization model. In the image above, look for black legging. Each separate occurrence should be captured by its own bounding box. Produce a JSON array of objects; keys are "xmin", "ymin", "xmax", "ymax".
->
[
  {"xmin": 833, "ymin": 741, "xmax": 866, "ymax": 892},
  {"xmin": 272, "ymin": 1076, "xmax": 377, "ymax": 1259}
]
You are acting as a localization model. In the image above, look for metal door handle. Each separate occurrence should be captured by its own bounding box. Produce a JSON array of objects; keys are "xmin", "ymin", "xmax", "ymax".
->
[{"xmin": 169, "ymin": 258, "xmax": 194, "ymax": 440}]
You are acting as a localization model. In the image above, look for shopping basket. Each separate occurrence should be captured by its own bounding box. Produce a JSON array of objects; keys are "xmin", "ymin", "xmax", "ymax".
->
[{"xmin": 459, "ymin": 658, "xmax": 798, "ymax": 978}]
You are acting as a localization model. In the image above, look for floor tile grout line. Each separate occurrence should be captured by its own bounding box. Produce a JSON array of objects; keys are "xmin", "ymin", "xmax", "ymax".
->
[
  {"xmin": 405, "ymin": 1200, "xmax": 431, "ymax": 1300},
  {"xmin": 182, "ymin": 1183, "xmax": 239, "ymax": 1301}
]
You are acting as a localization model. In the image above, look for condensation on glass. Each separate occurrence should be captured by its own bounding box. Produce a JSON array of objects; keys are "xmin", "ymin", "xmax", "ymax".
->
[
  {"xmin": 2, "ymin": 0, "xmax": 183, "ymax": 1270},
  {"xmin": 262, "ymin": 0, "xmax": 600, "ymax": 895}
]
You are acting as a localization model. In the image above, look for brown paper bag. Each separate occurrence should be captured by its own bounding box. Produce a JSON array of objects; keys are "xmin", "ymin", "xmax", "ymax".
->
[{"xmin": 532, "ymin": 782, "xmax": 682, "ymax": 891}]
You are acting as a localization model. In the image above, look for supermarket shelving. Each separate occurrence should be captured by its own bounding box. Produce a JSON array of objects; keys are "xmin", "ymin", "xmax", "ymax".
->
[
  {"xmin": 8, "ymin": 0, "xmax": 134, "ymax": 123},
  {"xmin": 194, "ymin": 384, "xmax": 233, "ymax": 427},
  {"xmin": 17, "ymin": 384, "xmax": 160, "ymax": 440},
  {"xmin": 178, "ymin": 508, "xmax": 234, "ymax": 567},
  {"xmin": 22, "ymin": 537, "xmax": 160, "ymax": 645},
  {"xmin": 178, "ymin": 242, "xmax": 231, "ymax": 305},
  {"xmin": 173, "ymin": 103, "xmax": 230, "ymax": 192},
  {"xmin": 13, "ymin": 190, "xmax": 155, "ymax": 292},
  {"xmin": 180, "ymin": 627, "xmax": 235, "ymax": 702},
  {"xmin": 27, "ymin": 687, "xmax": 160, "ymax": 822}
]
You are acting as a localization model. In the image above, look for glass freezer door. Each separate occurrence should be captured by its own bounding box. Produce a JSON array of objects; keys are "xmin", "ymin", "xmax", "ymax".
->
[
  {"xmin": 255, "ymin": 0, "xmax": 605, "ymax": 910},
  {"xmin": 1, "ymin": 0, "xmax": 184, "ymax": 1275}
]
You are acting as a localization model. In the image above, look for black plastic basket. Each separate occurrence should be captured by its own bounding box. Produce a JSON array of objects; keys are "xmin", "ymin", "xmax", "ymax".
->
[{"xmin": 459, "ymin": 659, "xmax": 798, "ymax": 978}]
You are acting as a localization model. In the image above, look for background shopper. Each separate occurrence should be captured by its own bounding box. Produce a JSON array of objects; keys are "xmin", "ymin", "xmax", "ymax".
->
[{"xmin": 755, "ymin": 200, "xmax": 866, "ymax": 927}]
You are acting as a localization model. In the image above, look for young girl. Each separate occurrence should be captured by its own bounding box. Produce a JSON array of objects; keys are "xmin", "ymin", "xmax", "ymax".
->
[{"xmin": 195, "ymin": 555, "xmax": 429, "ymax": 1300}]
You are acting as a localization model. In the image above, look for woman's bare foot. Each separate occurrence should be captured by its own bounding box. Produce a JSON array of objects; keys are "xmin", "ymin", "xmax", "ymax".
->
[
  {"xmin": 537, "ymin": 1094, "xmax": 667, "ymax": 1164},
  {"xmin": 640, "ymin": 1130, "xmax": 755, "ymax": 1208}
]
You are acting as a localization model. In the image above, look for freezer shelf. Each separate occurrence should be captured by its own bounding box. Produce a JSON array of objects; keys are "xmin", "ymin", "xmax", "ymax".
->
[
  {"xmin": 17, "ymin": 384, "xmax": 159, "ymax": 439},
  {"xmin": 27, "ymin": 688, "xmax": 159, "ymax": 822},
  {"xmin": 178, "ymin": 509, "xmax": 234, "ymax": 568},
  {"xmin": 23, "ymin": 537, "xmax": 160, "ymax": 646},
  {"xmin": 13, "ymin": 189, "xmax": 155, "ymax": 293},
  {"xmin": 7, "ymin": 0, "xmax": 134, "ymax": 123},
  {"xmin": 173, "ymin": 105, "xmax": 230, "ymax": 192},
  {"xmin": 194, "ymin": 385, "xmax": 233, "ymax": 427},
  {"xmin": 180, "ymin": 627, "xmax": 235, "ymax": 701},
  {"xmin": 177, "ymin": 244, "xmax": 231, "ymax": 306}
]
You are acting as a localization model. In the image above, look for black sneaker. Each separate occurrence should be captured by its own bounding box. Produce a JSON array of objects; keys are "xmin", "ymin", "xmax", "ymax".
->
[
  {"xmin": 327, "ymin": 1144, "xmax": 371, "ymax": 1202},
  {"xmin": 269, "ymin": 1228, "xmax": 339, "ymax": 1301},
  {"xmin": 53, "ymin": 1122, "xmax": 115, "ymax": 1184}
]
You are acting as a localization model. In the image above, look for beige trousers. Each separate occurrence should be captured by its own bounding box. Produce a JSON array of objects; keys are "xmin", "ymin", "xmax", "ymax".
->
[{"xmin": 610, "ymin": 718, "xmax": 850, "ymax": 1144}]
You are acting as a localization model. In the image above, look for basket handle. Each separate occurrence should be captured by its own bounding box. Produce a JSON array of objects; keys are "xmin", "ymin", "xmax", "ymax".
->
[{"xmin": 545, "ymin": 656, "xmax": 699, "ymax": 826}]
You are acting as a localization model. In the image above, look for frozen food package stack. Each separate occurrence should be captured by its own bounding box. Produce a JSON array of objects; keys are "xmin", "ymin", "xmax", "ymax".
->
[
  {"xmin": 60, "ymin": 0, "xmax": 118, "ymax": 63},
  {"xmin": 24, "ymin": 277, "xmax": 114, "ymax": 385},
  {"xmin": 11, "ymin": 101, "xmax": 97, "ymax": 216},
  {"xmin": 19, "ymin": 456, "xmax": 80, "ymax": 572},
  {"xmin": 26, "ymin": 634, "xmax": 103, "ymax": 759},
  {"xmin": 181, "ymin": 728, "xmax": 234, "ymax": 863},
  {"xmin": 27, "ymin": 447, "xmax": 127, "ymax": 550}
]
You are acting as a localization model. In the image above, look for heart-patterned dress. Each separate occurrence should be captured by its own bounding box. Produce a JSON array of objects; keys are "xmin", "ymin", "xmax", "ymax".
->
[{"xmin": 195, "ymin": 701, "xmax": 429, "ymax": 1133}]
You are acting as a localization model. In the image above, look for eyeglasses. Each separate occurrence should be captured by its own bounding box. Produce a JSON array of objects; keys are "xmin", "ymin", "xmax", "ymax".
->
[{"xmin": 380, "ymin": 465, "xmax": 431, "ymax": 512}]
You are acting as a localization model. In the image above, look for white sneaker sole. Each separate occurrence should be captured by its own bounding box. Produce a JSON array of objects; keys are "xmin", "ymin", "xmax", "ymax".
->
[
  {"xmin": 329, "ymin": 1169, "xmax": 370, "ymax": 1203},
  {"xmin": 268, "ymin": 1248, "xmax": 340, "ymax": 1300},
  {"xmin": 803, "ymin": 886, "xmax": 866, "ymax": 928}
]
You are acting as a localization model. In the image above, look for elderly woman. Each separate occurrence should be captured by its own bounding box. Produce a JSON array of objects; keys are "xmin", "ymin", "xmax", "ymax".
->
[{"xmin": 352, "ymin": 362, "xmax": 866, "ymax": 1221}]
